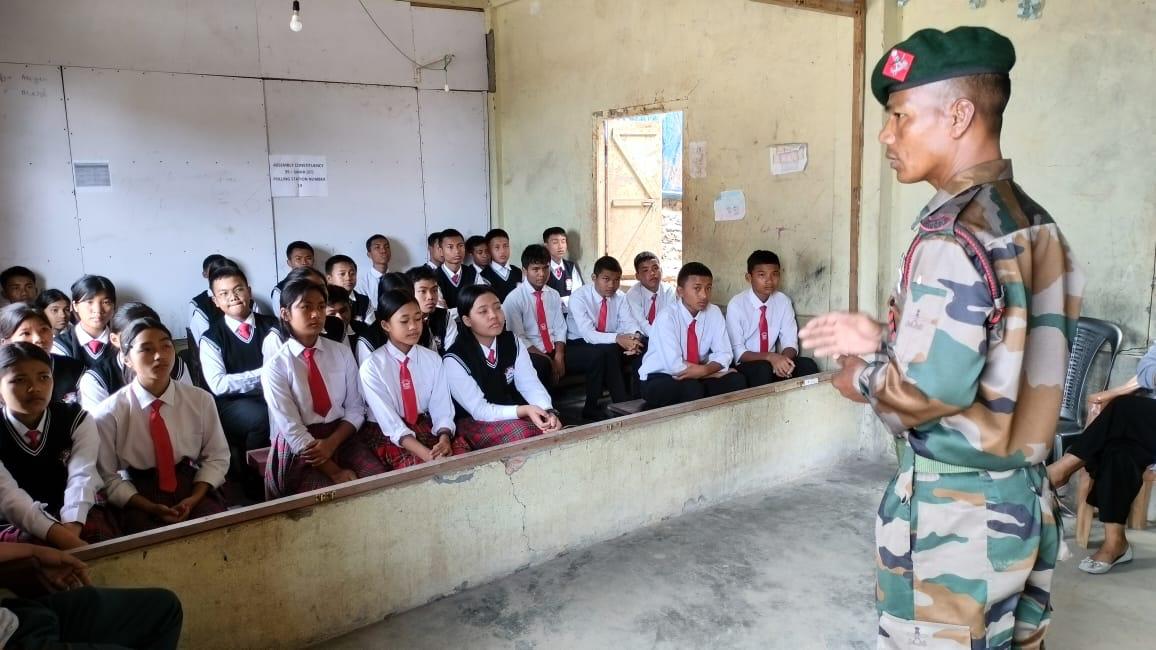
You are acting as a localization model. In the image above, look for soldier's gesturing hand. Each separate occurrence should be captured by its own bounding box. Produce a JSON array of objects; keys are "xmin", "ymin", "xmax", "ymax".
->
[
  {"xmin": 832, "ymin": 355, "xmax": 868, "ymax": 404},
  {"xmin": 799, "ymin": 312, "xmax": 883, "ymax": 357}
]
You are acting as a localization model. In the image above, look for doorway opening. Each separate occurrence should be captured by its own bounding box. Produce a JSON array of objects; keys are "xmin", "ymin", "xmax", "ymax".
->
[{"xmin": 595, "ymin": 110, "xmax": 683, "ymax": 282}]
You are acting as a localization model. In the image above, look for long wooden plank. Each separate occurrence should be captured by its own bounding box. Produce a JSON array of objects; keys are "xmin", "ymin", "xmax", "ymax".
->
[
  {"xmin": 749, "ymin": 0, "xmax": 861, "ymax": 18},
  {"xmin": 74, "ymin": 371, "xmax": 835, "ymax": 562},
  {"xmin": 849, "ymin": 9, "xmax": 866, "ymax": 312}
]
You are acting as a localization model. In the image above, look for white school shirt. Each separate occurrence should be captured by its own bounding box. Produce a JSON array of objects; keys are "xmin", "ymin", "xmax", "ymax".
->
[
  {"xmin": 624, "ymin": 282, "xmax": 677, "ymax": 337},
  {"xmin": 199, "ymin": 314, "xmax": 263, "ymax": 397},
  {"xmin": 565, "ymin": 283, "xmax": 641, "ymax": 344},
  {"xmin": 489, "ymin": 261, "xmax": 516, "ymax": 281},
  {"xmin": 0, "ymin": 408, "xmax": 101, "ymax": 535},
  {"xmin": 260, "ymin": 328, "xmax": 286, "ymax": 361},
  {"xmin": 469, "ymin": 262, "xmax": 491, "ymax": 284},
  {"xmin": 261, "ymin": 336, "xmax": 366, "ymax": 454},
  {"xmin": 359, "ymin": 341, "xmax": 456, "ymax": 445},
  {"xmin": 355, "ymin": 266, "xmax": 385, "ymax": 316},
  {"xmin": 502, "ymin": 282, "xmax": 567, "ymax": 351},
  {"xmin": 51, "ymin": 324, "xmax": 110, "ymax": 361},
  {"xmin": 78, "ymin": 357, "xmax": 193, "ymax": 413},
  {"xmin": 725, "ymin": 289, "xmax": 800, "ymax": 362},
  {"xmin": 440, "ymin": 264, "xmax": 488, "ymax": 288},
  {"xmin": 93, "ymin": 380, "xmax": 230, "ymax": 508},
  {"xmin": 187, "ymin": 290, "xmax": 214, "ymax": 344},
  {"xmin": 443, "ymin": 338, "xmax": 553, "ymax": 422},
  {"xmin": 638, "ymin": 302, "xmax": 733, "ymax": 379}
]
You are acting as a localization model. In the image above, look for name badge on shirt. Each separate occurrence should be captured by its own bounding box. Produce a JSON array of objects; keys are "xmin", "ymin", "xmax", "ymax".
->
[
  {"xmin": 401, "ymin": 378, "xmax": 413, "ymax": 391},
  {"xmin": 565, "ymin": 279, "xmax": 572, "ymax": 291},
  {"xmin": 504, "ymin": 366, "xmax": 516, "ymax": 384}
]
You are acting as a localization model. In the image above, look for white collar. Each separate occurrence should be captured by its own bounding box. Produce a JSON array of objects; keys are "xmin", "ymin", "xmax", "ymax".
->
[
  {"xmin": 4, "ymin": 409, "xmax": 47, "ymax": 436},
  {"xmin": 224, "ymin": 313, "xmax": 256, "ymax": 333},
  {"xmin": 490, "ymin": 261, "xmax": 512, "ymax": 277},
  {"xmin": 131, "ymin": 379, "xmax": 175, "ymax": 411},
  {"xmin": 75, "ymin": 324, "xmax": 109, "ymax": 346},
  {"xmin": 441, "ymin": 264, "xmax": 464, "ymax": 280},
  {"xmin": 746, "ymin": 288, "xmax": 775, "ymax": 309}
]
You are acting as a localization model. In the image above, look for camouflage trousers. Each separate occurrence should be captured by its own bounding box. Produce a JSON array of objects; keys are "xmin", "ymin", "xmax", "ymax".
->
[{"xmin": 876, "ymin": 445, "xmax": 1063, "ymax": 649}]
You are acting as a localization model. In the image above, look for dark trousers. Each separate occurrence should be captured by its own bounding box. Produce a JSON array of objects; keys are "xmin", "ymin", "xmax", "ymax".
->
[
  {"xmin": 529, "ymin": 352, "xmax": 555, "ymax": 390},
  {"xmin": 1069, "ymin": 395, "xmax": 1156, "ymax": 524},
  {"xmin": 737, "ymin": 356, "xmax": 820, "ymax": 388},
  {"xmin": 217, "ymin": 395, "xmax": 270, "ymax": 490},
  {"xmin": 640, "ymin": 371, "xmax": 747, "ymax": 408},
  {"xmin": 3, "ymin": 587, "xmax": 182, "ymax": 650},
  {"xmin": 565, "ymin": 340, "xmax": 629, "ymax": 411}
]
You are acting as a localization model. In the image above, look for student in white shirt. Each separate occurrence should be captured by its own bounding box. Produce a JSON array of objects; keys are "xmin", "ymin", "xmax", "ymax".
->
[
  {"xmin": 359, "ymin": 289, "xmax": 470, "ymax": 469},
  {"xmin": 52, "ymin": 275, "xmax": 116, "ymax": 370},
  {"xmin": 0, "ymin": 343, "xmax": 105, "ymax": 548},
  {"xmin": 443, "ymin": 285, "xmax": 562, "ymax": 450},
  {"xmin": 565, "ymin": 256, "xmax": 642, "ymax": 418},
  {"xmin": 269, "ymin": 240, "xmax": 316, "ymax": 307},
  {"xmin": 502, "ymin": 245, "xmax": 568, "ymax": 389},
  {"xmin": 198, "ymin": 266, "xmax": 278, "ymax": 498},
  {"xmin": 466, "ymin": 234, "xmax": 492, "ymax": 280},
  {"xmin": 637, "ymin": 263, "xmax": 747, "ymax": 407},
  {"xmin": 324, "ymin": 285, "xmax": 380, "ymax": 364},
  {"xmin": 405, "ymin": 266, "xmax": 458, "ymax": 355},
  {"xmin": 261, "ymin": 279, "xmax": 385, "ymax": 498},
  {"xmin": 325, "ymin": 255, "xmax": 373, "ymax": 324},
  {"xmin": 726, "ymin": 250, "xmax": 819, "ymax": 387},
  {"xmin": 480, "ymin": 229, "xmax": 524, "ymax": 302},
  {"xmin": 356, "ymin": 234, "xmax": 392, "ymax": 317},
  {"xmin": 625, "ymin": 251, "xmax": 677, "ymax": 338},
  {"xmin": 186, "ymin": 253, "xmax": 229, "ymax": 345},
  {"xmin": 93, "ymin": 318, "xmax": 229, "ymax": 535},
  {"xmin": 0, "ymin": 304, "xmax": 84, "ymax": 405},
  {"xmin": 542, "ymin": 227, "xmax": 583, "ymax": 311}
]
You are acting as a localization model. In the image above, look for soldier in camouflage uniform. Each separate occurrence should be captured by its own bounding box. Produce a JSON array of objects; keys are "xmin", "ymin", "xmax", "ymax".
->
[{"xmin": 800, "ymin": 27, "xmax": 1085, "ymax": 649}]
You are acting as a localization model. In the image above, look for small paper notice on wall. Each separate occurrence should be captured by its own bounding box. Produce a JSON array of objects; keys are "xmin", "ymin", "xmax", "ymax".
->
[
  {"xmin": 270, "ymin": 155, "xmax": 328, "ymax": 197},
  {"xmin": 688, "ymin": 141, "xmax": 707, "ymax": 179},
  {"xmin": 713, "ymin": 190, "xmax": 746, "ymax": 222},
  {"xmin": 770, "ymin": 143, "xmax": 808, "ymax": 176}
]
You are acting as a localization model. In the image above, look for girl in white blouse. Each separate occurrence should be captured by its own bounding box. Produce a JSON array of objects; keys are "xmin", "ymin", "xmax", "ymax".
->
[
  {"xmin": 93, "ymin": 318, "xmax": 229, "ymax": 534},
  {"xmin": 0, "ymin": 342, "xmax": 105, "ymax": 548},
  {"xmin": 261, "ymin": 279, "xmax": 385, "ymax": 497},
  {"xmin": 359, "ymin": 290, "xmax": 471, "ymax": 469}
]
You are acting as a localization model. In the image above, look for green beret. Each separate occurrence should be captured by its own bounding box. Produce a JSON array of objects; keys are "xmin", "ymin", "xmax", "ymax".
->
[{"xmin": 871, "ymin": 26, "xmax": 1015, "ymax": 105}]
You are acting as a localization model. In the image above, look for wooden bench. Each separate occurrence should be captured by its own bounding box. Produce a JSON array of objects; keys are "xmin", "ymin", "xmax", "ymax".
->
[
  {"xmin": 246, "ymin": 447, "xmax": 270, "ymax": 477},
  {"xmin": 607, "ymin": 399, "xmax": 647, "ymax": 417},
  {"xmin": 1074, "ymin": 467, "xmax": 1156, "ymax": 548}
]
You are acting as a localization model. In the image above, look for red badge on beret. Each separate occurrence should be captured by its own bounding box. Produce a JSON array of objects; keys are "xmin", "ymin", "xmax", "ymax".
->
[{"xmin": 883, "ymin": 48, "xmax": 915, "ymax": 82}]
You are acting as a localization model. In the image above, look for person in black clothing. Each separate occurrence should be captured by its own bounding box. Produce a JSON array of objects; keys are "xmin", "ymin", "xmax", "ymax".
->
[
  {"xmin": 479, "ymin": 228, "xmax": 523, "ymax": 302},
  {"xmin": 0, "ymin": 305, "xmax": 84, "ymax": 405},
  {"xmin": 406, "ymin": 266, "xmax": 457, "ymax": 355}
]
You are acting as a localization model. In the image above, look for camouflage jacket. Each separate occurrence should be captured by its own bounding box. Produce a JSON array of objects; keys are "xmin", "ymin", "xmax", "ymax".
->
[{"xmin": 856, "ymin": 159, "xmax": 1085, "ymax": 470}]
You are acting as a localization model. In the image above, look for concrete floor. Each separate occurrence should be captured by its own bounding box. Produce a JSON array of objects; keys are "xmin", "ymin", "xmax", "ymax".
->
[{"xmin": 318, "ymin": 459, "xmax": 1156, "ymax": 650}]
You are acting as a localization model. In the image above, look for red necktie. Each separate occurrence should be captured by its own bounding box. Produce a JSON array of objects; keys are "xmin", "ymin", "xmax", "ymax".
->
[
  {"xmin": 237, "ymin": 322, "xmax": 253, "ymax": 342},
  {"xmin": 26, "ymin": 429, "xmax": 41, "ymax": 447},
  {"xmin": 534, "ymin": 291, "xmax": 554, "ymax": 354},
  {"xmin": 686, "ymin": 319, "xmax": 699, "ymax": 364},
  {"xmin": 486, "ymin": 346, "xmax": 497, "ymax": 367},
  {"xmin": 647, "ymin": 294, "xmax": 657, "ymax": 324},
  {"xmin": 148, "ymin": 402, "xmax": 178, "ymax": 493},
  {"xmin": 451, "ymin": 272, "xmax": 460, "ymax": 286},
  {"xmin": 596, "ymin": 298, "xmax": 608, "ymax": 332},
  {"xmin": 554, "ymin": 266, "xmax": 563, "ymax": 280},
  {"xmin": 398, "ymin": 357, "xmax": 419, "ymax": 426},
  {"xmin": 86, "ymin": 340, "xmax": 103, "ymax": 355},
  {"xmin": 302, "ymin": 348, "xmax": 332, "ymax": 417},
  {"xmin": 759, "ymin": 305, "xmax": 769, "ymax": 354}
]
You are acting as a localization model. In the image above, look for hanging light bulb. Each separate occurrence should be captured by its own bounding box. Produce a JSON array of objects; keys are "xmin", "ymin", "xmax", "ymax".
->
[{"xmin": 289, "ymin": 1, "xmax": 303, "ymax": 32}]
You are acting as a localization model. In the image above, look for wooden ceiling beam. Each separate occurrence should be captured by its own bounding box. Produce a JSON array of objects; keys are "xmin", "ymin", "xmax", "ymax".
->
[{"xmin": 749, "ymin": 0, "xmax": 862, "ymax": 18}]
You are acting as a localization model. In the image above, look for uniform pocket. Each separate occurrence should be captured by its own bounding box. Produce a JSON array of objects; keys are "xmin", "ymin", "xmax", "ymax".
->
[
  {"xmin": 894, "ymin": 282, "xmax": 947, "ymax": 366},
  {"xmin": 878, "ymin": 612, "xmax": 972, "ymax": 649}
]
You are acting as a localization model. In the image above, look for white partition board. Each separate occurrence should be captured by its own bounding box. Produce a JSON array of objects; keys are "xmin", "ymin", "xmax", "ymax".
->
[
  {"xmin": 0, "ymin": 64, "xmax": 85, "ymax": 288},
  {"xmin": 257, "ymin": 0, "xmax": 417, "ymax": 86},
  {"xmin": 0, "ymin": 0, "xmax": 261, "ymax": 77},
  {"xmin": 413, "ymin": 7, "xmax": 489, "ymax": 92},
  {"xmin": 63, "ymin": 68, "xmax": 276, "ymax": 330},
  {"xmin": 264, "ymin": 80, "xmax": 427, "ymax": 271},
  {"xmin": 419, "ymin": 89, "xmax": 490, "ymax": 236}
]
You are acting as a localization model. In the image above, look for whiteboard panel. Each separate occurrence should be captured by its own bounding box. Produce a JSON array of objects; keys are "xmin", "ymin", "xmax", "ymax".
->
[
  {"xmin": 0, "ymin": 64, "xmax": 85, "ymax": 291},
  {"xmin": 264, "ymin": 80, "xmax": 427, "ymax": 272},
  {"xmin": 0, "ymin": 0, "xmax": 260, "ymax": 77},
  {"xmin": 413, "ymin": 6, "xmax": 489, "ymax": 92},
  {"xmin": 257, "ymin": 0, "xmax": 417, "ymax": 86},
  {"xmin": 419, "ymin": 90, "xmax": 490, "ymax": 237},
  {"xmin": 64, "ymin": 68, "xmax": 276, "ymax": 332}
]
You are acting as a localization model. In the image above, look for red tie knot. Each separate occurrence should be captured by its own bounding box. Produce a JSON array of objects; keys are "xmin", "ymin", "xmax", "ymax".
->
[
  {"xmin": 302, "ymin": 347, "xmax": 316, "ymax": 361},
  {"xmin": 486, "ymin": 348, "xmax": 497, "ymax": 365},
  {"xmin": 237, "ymin": 322, "xmax": 253, "ymax": 340},
  {"xmin": 86, "ymin": 339, "xmax": 103, "ymax": 355},
  {"xmin": 26, "ymin": 430, "xmax": 41, "ymax": 447}
]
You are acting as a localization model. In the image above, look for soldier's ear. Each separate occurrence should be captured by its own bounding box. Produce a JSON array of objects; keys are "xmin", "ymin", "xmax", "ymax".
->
[{"xmin": 949, "ymin": 97, "xmax": 977, "ymax": 138}]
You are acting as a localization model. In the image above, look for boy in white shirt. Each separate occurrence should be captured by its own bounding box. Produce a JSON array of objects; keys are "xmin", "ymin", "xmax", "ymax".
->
[
  {"xmin": 563, "ymin": 256, "xmax": 641, "ymax": 420},
  {"xmin": 624, "ymin": 251, "xmax": 676, "ymax": 338},
  {"xmin": 637, "ymin": 262, "xmax": 746, "ymax": 408},
  {"xmin": 725, "ymin": 250, "xmax": 819, "ymax": 387}
]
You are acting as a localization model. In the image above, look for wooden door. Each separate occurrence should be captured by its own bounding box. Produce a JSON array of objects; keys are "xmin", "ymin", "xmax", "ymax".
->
[{"xmin": 603, "ymin": 120, "xmax": 662, "ymax": 274}]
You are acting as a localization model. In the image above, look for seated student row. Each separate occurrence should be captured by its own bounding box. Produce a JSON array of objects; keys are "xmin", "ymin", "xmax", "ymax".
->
[{"xmin": 0, "ymin": 230, "xmax": 816, "ymax": 547}]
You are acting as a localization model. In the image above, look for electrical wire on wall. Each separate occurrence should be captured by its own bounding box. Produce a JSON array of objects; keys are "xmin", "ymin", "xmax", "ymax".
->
[{"xmin": 355, "ymin": 0, "xmax": 456, "ymax": 91}]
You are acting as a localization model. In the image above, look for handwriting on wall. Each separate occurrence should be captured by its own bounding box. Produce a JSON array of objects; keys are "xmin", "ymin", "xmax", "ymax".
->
[{"xmin": 0, "ymin": 71, "xmax": 52, "ymax": 100}]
